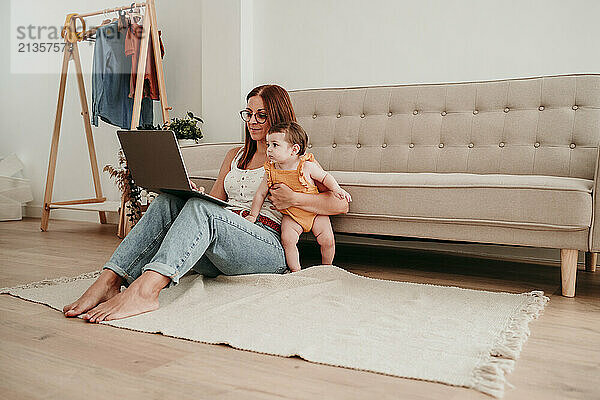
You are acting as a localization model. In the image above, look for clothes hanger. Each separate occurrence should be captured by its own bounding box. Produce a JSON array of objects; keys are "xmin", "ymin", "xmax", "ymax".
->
[
  {"xmin": 118, "ymin": 10, "xmax": 128, "ymax": 30},
  {"xmin": 101, "ymin": 9, "xmax": 111, "ymax": 25},
  {"xmin": 129, "ymin": 3, "xmax": 143, "ymax": 25},
  {"xmin": 81, "ymin": 9, "xmax": 119, "ymax": 41}
]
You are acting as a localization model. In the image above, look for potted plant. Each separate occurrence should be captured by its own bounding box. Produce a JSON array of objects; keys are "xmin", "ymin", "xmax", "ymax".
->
[
  {"xmin": 105, "ymin": 112, "xmax": 204, "ymax": 237},
  {"xmin": 164, "ymin": 111, "xmax": 204, "ymax": 146},
  {"xmin": 103, "ymin": 149, "xmax": 144, "ymax": 237}
]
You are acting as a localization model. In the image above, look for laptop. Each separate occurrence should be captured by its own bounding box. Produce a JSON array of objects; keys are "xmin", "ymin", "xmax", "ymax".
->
[{"xmin": 116, "ymin": 130, "xmax": 231, "ymax": 207}]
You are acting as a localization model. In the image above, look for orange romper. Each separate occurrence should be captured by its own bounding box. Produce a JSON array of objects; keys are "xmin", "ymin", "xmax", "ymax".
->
[{"xmin": 264, "ymin": 153, "xmax": 320, "ymax": 232}]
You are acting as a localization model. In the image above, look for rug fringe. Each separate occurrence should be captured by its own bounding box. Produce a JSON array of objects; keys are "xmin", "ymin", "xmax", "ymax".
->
[
  {"xmin": 471, "ymin": 290, "xmax": 549, "ymax": 398},
  {"xmin": 0, "ymin": 270, "xmax": 101, "ymax": 293}
]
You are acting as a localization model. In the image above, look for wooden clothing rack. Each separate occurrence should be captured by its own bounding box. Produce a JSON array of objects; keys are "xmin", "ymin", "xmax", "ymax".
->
[{"xmin": 41, "ymin": 0, "xmax": 170, "ymax": 238}]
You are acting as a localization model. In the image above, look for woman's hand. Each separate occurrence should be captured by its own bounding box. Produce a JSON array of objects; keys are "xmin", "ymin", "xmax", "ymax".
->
[
  {"xmin": 268, "ymin": 183, "xmax": 298, "ymax": 210},
  {"xmin": 269, "ymin": 183, "xmax": 349, "ymax": 215},
  {"xmin": 245, "ymin": 214, "xmax": 257, "ymax": 223},
  {"xmin": 189, "ymin": 179, "xmax": 204, "ymax": 192}
]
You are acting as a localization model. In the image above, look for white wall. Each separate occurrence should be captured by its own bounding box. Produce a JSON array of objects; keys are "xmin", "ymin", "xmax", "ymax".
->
[
  {"xmin": 1, "ymin": 0, "xmax": 598, "ymax": 224},
  {"xmin": 251, "ymin": 0, "xmax": 600, "ymax": 90},
  {"xmin": 201, "ymin": 0, "xmax": 245, "ymax": 143}
]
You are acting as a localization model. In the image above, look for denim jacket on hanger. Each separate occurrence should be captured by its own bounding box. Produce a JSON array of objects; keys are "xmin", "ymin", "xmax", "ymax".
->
[{"xmin": 91, "ymin": 21, "xmax": 153, "ymax": 129}]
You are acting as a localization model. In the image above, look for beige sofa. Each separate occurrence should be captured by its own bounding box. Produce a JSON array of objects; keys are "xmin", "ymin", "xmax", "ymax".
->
[{"xmin": 182, "ymin": 74, "xmax": 600, "ymax": 297}]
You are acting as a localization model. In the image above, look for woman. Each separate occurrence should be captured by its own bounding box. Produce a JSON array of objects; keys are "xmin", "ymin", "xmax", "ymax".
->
[{"xmin": 63, "ymin": 84, "xmax": 349, "ymax": 323}]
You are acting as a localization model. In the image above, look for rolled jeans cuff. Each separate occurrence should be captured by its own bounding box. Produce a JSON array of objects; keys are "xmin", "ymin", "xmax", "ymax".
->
[
  {"xmin": 102, "ymin": 262, "xmax": 134, "ymax": 287},
  {"xmin": 142, "ymin": 261, "xmax": 180, "ymax": 288}
]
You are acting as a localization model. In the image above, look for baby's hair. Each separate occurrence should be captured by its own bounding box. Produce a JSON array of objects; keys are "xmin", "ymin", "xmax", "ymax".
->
[{"xmin": 268, "ymin": 121, "xmax": 309, "ymax": 156}]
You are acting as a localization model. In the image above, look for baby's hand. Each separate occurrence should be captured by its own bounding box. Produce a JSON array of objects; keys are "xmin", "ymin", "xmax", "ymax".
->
[
  {"xmin": 245, "ymin": 214, "xmax": 257, "ymax": 223},
  {"xmin": 333, "ymin": 188, "xmax": 352, "ymax": 203}
]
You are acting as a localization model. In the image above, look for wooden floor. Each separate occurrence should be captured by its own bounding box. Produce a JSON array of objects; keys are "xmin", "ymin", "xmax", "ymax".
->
[{"xmin": 1, "ymin": 218, "xmax": 598, "ymax": 400}]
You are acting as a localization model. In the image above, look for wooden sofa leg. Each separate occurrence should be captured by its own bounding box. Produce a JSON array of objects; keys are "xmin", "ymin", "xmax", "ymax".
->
[
  {"xmin": 585, "ymin": 252, "xmax": 597, "ymax": 272},
  {"xmin": 560, "ymin": 249, "xmax": 578, "ymax": 297}
]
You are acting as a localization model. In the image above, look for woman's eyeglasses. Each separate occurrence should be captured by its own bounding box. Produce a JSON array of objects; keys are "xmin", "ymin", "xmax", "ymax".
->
[{"xmin": 240, "ymin": 110, "xmax": 268, "ymax": 124}]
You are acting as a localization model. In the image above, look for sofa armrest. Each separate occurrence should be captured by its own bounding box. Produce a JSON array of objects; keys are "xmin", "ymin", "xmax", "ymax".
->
[
  {"xmin": 180, "ymin": 142, "xmax": 243, "ymax": 175},
  {"xmin": 591, "ymin": 147, "xmax": 600, "ymax": 252}
]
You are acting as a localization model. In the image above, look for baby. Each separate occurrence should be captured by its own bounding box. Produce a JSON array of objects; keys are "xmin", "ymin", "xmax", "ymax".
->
[{"xmin": 245, "ymin": 121, "xmax": 352, "ymax": 272}]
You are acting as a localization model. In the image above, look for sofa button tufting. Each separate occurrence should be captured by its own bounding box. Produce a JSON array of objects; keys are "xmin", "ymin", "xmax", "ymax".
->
[
  {"xmin": 360, "ymin": 113, "xmax": 365, "ymax": 118},
  {"xmin": 504, "ymin": 107, "xmax": 510, "ymax": 113},
  {"xmin": 572, "ymin": 105, "xmax": 579, "ymax": 110},
  {"xmin": 382, "ymin": 143, "xmax": 388, "ymax": 148},
  {"xmin": 499, "ymin": 142, "xmax": 505, "ymax": 148},
  {"xmin": 356, "ymin": 143, "xmax": 362, "ymax": 148},
  {"xmin": 534, "ymin": 142, "xmax": 540, "ymax": 148},
  {"xmin": 336, "ymin": 113, "xmax": 341, "ymax": 118},
  {"xmin": 473, "ymin": 110, "xmax": 479, "ymax": 115},
  {"xmin": 312, "ymin": 114, "xmax": 317, "ymax": 119},
  {"xmin": 538, "ymin": 106, "xmax": 545, "ymax": 111},
  {"xmin": 409, "ymin": 143, "xmax": 414, "ymax": 148},
  {"xmin": 438, "ymin": 143, "xmax": 444, "ymax": 148},
  {"xmin": 468, "ymin": 143, "xmax": 474, "ymax": 148},
  {"xmin": 332, "ymin": 143, "xmax": 337, "ymax": 148},
  {"xmin": 441, "ymin": 111, "xmax": 447, "ymax": 116},
  {"xmin": 308, "ymin": 144, "xmax": 313, "ymax": 148},
  {"xmin": 570, "ymin": 143, "xmax": 576, "ymax": 149},
  {"xmin": 387, "ymin": 111, "xmax": 393, "ymax": 117},
  {"xmin": 413, "ymin": 110, "xmax": 418, "ymax": 115}
]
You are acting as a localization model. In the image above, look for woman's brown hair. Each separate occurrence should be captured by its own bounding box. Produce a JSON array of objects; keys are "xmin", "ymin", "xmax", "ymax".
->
[{"xmin": 238, "ymin": 85, "xmax": 297, "ymax": 169}]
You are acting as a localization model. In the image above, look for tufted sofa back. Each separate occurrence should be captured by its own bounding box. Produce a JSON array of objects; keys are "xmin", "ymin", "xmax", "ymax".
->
[{"xmin": 289, "ymin": 74, "xmax": 600, "ymax": 180}]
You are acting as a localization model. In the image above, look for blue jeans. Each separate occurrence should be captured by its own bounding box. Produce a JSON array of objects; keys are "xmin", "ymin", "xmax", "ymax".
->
[{"xmin": 103, "ymin": 193, "xmax": 288, "ymax": 287}]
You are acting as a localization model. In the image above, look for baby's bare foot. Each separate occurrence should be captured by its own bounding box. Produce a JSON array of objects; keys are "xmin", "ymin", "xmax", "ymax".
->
[{"xmin": 63, "ymin": 270, "xmax": 122, "ymax": 317}]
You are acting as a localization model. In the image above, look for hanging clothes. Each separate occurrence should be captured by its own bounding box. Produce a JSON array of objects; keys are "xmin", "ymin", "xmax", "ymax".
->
[
  {"xmin": 91, "ymin": 21, "xmax": 153, "ymax": 129},
  {"xmin": 125, "ymin": 23, "xmax": 165, "ymax": 101}
]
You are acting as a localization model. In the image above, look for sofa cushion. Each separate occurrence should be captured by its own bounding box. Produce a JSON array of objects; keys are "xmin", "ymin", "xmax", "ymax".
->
[
  {"xmin": 189, "ymin": 170, "xmax": 220, "ymax": 180},
  {"xmin": 190, "ymin": 169, "xmax": 593, "ymax": 231},
  {"xmin": 188, "ymin": 169, "xmax": 220, "ymax": 193},
  {"xmin": 330, "ymin": 172, "xmax": 593, "ymax": 231}
]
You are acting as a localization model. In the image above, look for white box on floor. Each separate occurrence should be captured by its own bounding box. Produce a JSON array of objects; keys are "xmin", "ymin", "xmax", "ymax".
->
[
  {"xmin": 0, "ymin": 154, "xmax": 32, "ymax": 221},
  {"xmin": 0, "ymin": 176, "xmax": 33, "ymax": 204},
  {"xmin": 0, "ymin": 194, "xmax": 23, "ymax": 221},
  {"xmin": 0, "ymin": 154, "xmax": 25, "ymax": 177}
]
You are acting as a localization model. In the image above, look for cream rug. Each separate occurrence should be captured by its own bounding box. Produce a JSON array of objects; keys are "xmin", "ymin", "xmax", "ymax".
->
[{"xmin": 1, "ymin": 265, "xmax": 548, "ymax": 398}]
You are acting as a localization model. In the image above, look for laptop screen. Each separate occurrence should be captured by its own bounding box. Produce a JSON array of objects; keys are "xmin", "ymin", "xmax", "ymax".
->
[{"xmin": 116, "ymin": 130, "xmax": 192, "ymax": 193}]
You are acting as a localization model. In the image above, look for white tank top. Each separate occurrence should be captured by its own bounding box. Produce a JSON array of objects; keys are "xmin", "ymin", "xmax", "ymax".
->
[{"xmin": 223, "ymin": 148, "xmax": 283, "ymax": 224}]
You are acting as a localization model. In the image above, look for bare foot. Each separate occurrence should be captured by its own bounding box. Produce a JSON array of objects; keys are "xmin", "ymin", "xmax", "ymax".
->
[
  {"xmin": 63, "ymin": 270, "xmax": 123, "ymax": 317},
  {"xmin": 82, "ymin": 270, "xmax": 168, "ymax": 323},
  {"xmin": 82, "ymin": 289, "xmax": 159, "ymax": 323}
]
